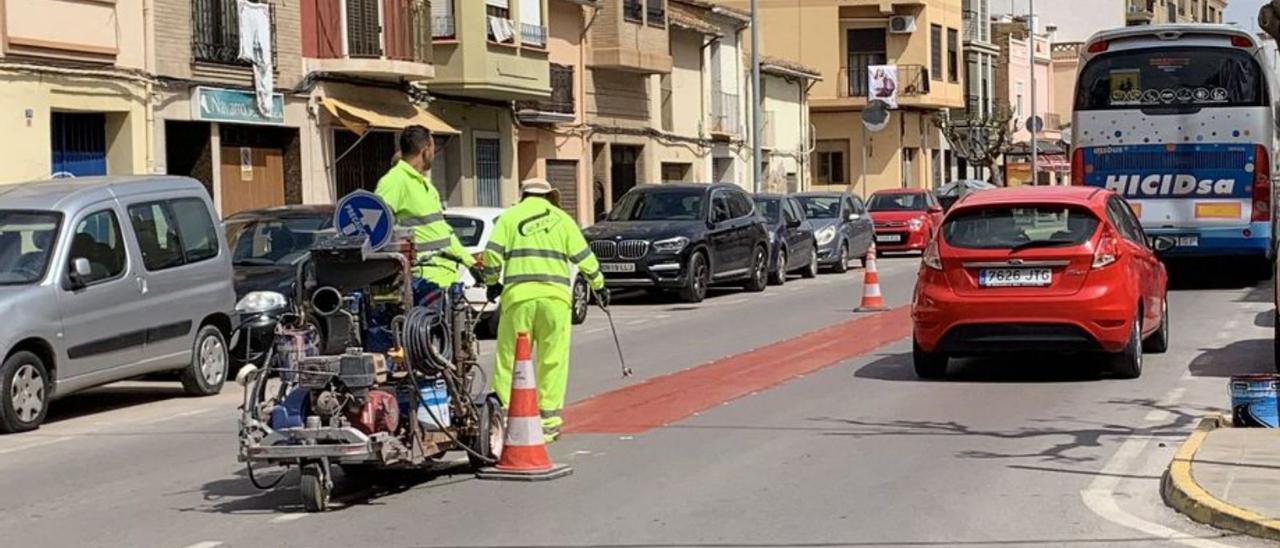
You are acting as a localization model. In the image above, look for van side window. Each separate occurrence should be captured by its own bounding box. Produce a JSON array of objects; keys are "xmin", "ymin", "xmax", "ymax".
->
[
  {"xmin": 129, "ymin": 203, "xmax": 185, "ymax": 271},
  {"xmin": 170, "ymin": 198, "xmax": 219, "ymax": 263},
  {"xmin": 70, "ymin": 209, "xmax": 126, "ymax": 284}
]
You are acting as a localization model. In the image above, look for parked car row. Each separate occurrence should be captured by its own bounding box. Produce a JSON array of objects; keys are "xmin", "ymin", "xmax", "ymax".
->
[{"xmin": 581, "ymin": 184, "xmax": 883, "ymax": 303}]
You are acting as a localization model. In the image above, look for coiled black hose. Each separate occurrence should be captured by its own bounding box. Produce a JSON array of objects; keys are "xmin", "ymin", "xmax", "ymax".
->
[{"xmin": 404, "ymin": 305, "xmax": 452, "ymax": 373}]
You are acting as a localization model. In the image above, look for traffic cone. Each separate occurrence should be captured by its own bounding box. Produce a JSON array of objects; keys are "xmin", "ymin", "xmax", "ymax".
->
[
  {"xmin": 855, "ymin": 243, "xmax": 888, "ymax": 313},
  {"xmin": 476, "ymin": 332, "xmax": 573, "ymax": 481}
]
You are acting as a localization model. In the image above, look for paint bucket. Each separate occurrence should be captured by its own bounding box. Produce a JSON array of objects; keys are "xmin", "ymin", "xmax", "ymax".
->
[{"xmin": 1230, "ymin": 374, "xmax": 1280, "ymax": 428}]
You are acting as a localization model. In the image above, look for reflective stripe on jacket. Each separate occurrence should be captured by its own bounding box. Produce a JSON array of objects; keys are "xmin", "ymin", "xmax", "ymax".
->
[
  {"xmin": 374, "ymin": 161, "xmax": 475, "ymax": 286},
  {"xmin": 483, "ymin": 196, "xmax": 605, "ymax": 306}
]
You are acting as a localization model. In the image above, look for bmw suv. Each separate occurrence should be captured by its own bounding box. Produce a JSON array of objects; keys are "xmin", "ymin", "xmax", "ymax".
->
[{"xmin": 584, "ymin": 184, "xmax": 770, "ymax": 303}]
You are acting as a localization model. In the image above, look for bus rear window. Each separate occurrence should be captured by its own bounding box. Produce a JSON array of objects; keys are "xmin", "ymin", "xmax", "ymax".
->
[{"xmin": 1076, "ymin": 47, "xmax": 1265, "ymax": 111}]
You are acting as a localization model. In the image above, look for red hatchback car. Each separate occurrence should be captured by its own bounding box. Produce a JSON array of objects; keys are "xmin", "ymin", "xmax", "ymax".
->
[
  {"xmin": 868, "ymin": 189, "xmax": 945, "ymax": 253},
  {"xmin": 911, "ymin": 186, "xmax": 1173, "ymax": 379}
]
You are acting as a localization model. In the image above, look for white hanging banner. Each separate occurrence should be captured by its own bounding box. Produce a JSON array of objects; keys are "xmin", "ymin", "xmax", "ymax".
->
[{"xmin": 868, "ymin": 65, "xmax": 899, "ymax": 110}]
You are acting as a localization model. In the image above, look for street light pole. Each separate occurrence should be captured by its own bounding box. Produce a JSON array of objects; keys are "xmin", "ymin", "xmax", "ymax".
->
[
  {"xmin": 750, "ymin": 0, "xmax": 763, "ymax": 193},
  {"xmin": 1028, "ymin": 0, "xmax": 1038, "ymax": 184}
]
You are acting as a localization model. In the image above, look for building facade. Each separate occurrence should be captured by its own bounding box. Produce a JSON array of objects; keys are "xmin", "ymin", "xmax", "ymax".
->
[
  {"xmin": 759, "ymin": 57, "xmax": 820, "ymax": 193},
  {"xmin": 1126, "ymin": 0, "xmax": 1228, "ymax": 26},
  {"xmin": 993, "ymin": 18, "xmax": 1067, "ymax": 185},
  {"xmin": 0, "ymin": 0, "xmax": 151, "ymax": 183},
  {"xmin": 722, "ymin": 0, "xmax": 965, "ymax": 196},
  {"xmin": 955, "ymin": 0, "xmax": 999, "ymax": 182}
]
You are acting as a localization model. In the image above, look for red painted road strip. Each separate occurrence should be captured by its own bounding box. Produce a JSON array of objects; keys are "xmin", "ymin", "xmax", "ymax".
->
[{"xmin": 563, "ymin": 306, "xmax": 913, "ymax": 434}]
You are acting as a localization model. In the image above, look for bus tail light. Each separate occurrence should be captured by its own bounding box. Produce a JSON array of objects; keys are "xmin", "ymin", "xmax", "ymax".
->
[
  {"xmin": 1252, "ymin": 145, "xmax": 1271, "ymax": 222},
  {"xmin": 1087, "ymin": 40, "xmax": 1109, "ymax": 54},
  {"xmin": 1071, "ymin": 149, "xmax": 1085, "ymax": 185}
]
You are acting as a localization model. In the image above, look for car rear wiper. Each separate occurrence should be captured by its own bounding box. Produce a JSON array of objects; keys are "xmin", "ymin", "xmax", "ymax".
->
[{"xmin": 1008, "ymin": 239, "xmax": 1078, "ymax": 252}]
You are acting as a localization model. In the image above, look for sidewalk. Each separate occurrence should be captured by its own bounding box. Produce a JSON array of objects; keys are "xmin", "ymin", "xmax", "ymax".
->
[{"xmin": 1163, "ymin": 416, "xmax": 1280, "ymax": 541}]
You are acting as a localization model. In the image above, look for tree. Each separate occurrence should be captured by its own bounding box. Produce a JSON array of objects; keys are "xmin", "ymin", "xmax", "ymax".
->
[{"xmin": 933, "ymin": 105, "xmax": 1014, "ymax": 186}]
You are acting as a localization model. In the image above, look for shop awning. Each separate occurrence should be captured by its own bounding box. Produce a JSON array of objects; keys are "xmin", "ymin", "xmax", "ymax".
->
[{"xmin": 321, "ymin": 96, "xmax": 459, "ymax": 136}]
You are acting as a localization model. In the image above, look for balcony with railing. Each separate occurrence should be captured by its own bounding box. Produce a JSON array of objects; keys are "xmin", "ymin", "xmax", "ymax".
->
[
  {"xmin": 710, "ymin": 91, "xmax": 740, "ymax": 137},
  {"xmin": 838, "ymin": 64, "xmax": 930, "ymax": 99},
  {"xmin": 521, "ymin": 23, "xmax": 547, "ymax": 48},
  {"xmin": 587, "ymin": 0, "xmax": 672, "ymax": 74},
  {"xmin": 515, "ymin": 64, "xmax": 575, "ymax": 124},
  {"xmin": 194, "ymin": 0, "xmax": 276, "ymax": 66},
  {"xmin": 302, "ymin": 0, "xmax": 433, "ymax": 80}
]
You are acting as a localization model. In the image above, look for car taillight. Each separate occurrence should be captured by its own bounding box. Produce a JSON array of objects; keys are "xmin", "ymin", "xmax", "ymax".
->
[
  {"xmin": 1252, "ymin": 145, "xmax": 1271, "ymax": 222},
  {"xmin": 922, "ymin": 239, "xmax": 942, "ymax": 270},
  {"xmin": 1071, "ymin": 149, "xmax": 1085, "ymax": 186},
  {"xmin": 1087, "ymin": 40, "xmax": 1109, "ymax": 53},
  {"xmin": 1232, "ymin": 35, "xmax": 1255, "ymax": 48},
  {"xmin": 1092, "ymin": 231, "xmax": 1119, "ymax": 269}
]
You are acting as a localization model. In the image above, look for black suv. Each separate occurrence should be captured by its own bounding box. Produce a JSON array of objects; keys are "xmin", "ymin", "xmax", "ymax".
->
[{"xmin": 584, "ymin": 184, "xmax": 770, "ymax": 303}]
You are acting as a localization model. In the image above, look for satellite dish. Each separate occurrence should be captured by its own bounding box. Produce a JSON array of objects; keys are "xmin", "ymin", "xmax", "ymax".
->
[{"xmin": 861, "ymin": 100, "xmax": 891, "ymax": 133}]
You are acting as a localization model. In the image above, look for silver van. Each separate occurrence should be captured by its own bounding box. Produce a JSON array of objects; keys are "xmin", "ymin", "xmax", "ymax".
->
[{"xmin": 0, "ymin": 176, "xmax": 235, "ymax": 432}]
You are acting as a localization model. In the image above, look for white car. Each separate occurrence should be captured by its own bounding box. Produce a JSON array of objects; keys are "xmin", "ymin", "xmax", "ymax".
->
[{"xmin": 444, "ymin": 207, "xmax": 590, "ymax": 333}]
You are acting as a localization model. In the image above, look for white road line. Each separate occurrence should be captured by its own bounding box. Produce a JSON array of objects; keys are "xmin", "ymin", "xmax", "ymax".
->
[
  {"xmin": 180, "ymin": 542, "xmax": 223, "ymax": 548},
  {"xmin": 1081, "ymin": 387, "xmax": 1232, "ymax": 548},
  {"xmin": 144, "ymin": 408, "xmax": 213, "ymax": 425},
  {"xmin": 582, "ymin": 327, "xmax": 607, "ymax": 335},
  {"xmin": 627, "ymin": 319, "xmax": 649, "ymax": 326},
  {"xmin": 1144, "ymin": 387, "xmax": 1186, "ymax": 422},
  {"xmin": 0, "ymin": 436, "xmax": 73, "ymax": 456},
  {"xmin": 269, "ymin": 513, "xmax": 309, "ymax": 523}
]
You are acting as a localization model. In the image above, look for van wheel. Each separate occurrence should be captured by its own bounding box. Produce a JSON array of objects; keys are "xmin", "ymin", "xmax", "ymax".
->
[
  {"xmin": 0, "ymin": 351, "xmax": 49, "ymax": 433},
  {"xmin": 1111, "ymin": 312, "xmax": 1144, "ymax": 379},
  {"xmin": 1142, "ymin": 296, "xmax": 1169, "ymax": 354},
  {"xmin": 181, "ymin": 325, "xmax": 229, "ymax": 396},
  {"xmin": 680, "ymin": 252, "xmax": 709, "ymax": 303},
  {"xmin": 769, "ymin": 247, "xmax": 787, "ymax": 286},
  {"xmin": 912, "ymin": 339, "xmax": 948, "ymax": 379}
]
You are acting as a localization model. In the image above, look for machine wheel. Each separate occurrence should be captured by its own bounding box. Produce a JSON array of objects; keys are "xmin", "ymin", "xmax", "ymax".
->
[
  {"xmin": 468, "ymin": 394, "xmax": 506, "ymax": 469},
  {"xmin": 0, "ymin": 351, "xmax": 49, "ymax": 433},
  {"xmin": 1142, "ymin": 296, "xmax": 1170, "ymax": 354},
  {"xmin": 680, "ymin": 252, "xmax": 709, "ymax": 303},
  {"xmin": 769, "ymin": 247, "xmax": 787, "ymax": 286},
  {"xmin": 1111, "ymin": 311, "xmax": 1144, "ymax": 379},
  {"xmin": 802, "ymin": 247, "xmax": 819, "ymax": 279},
  {"xmin": 832, "ymin": 242, "xmax": 850, "ymax": 273},
  {"xmin": 571, "ymin": 277, "xmax": 590, "ymax": 325},
  {"xmin": 912, "ymin": 339, "xmax": 948, "ymax": 380},
  {"xmin": 181, "ymin": 325, "xmax": 228, "ymax": 396},
  {"xmin": 300, "ymin": 462, "xmax": 330, "ymax": 512},
  {"xmin": 744, "ymin": 246, "xmax": 768, "ymax": 292}
]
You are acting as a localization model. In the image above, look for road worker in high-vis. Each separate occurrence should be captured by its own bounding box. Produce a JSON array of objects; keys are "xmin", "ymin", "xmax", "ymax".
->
[
  {"xmin": 375, "ymin": 125, "xmax": 474, "ymax": 289},
  {"xmin": 483, "ymin": 179, "xmax": 606, "ymax": 442}
]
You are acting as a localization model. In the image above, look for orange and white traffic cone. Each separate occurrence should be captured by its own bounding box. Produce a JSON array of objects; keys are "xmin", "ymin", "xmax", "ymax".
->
[
  {"xmin": 855, "ymin": 243, "xmax": 888, "ymax": 313},
  {"xmin": 476, "ymin": 332, "xmax": 572, "ymax": 481}
]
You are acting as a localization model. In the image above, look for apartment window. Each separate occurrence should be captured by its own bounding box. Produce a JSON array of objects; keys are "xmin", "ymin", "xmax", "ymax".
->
[
  {"xmin": 647, "ymin": 0, "xmax": 665, "ymax": 27},
  {"xmin": 815, "ymin": 140, "xmax": 848, "ymax": 185},
  {"xmin": 947, "ymin": 28, "xmax": 959, "ymax": 83},
  {"xmin": 931, "ymin": 25, "xmax": 943, "ymax": 82},
  {"xmin": 1166, "ymin": 1, "xmax": 1176, "ymax": 22},
  {"xmin": 623, "ymin": 0, "xmax": 643, "ymax": 23},
  {"xmin": 476, "ymin": 138, "xmax": 502, "ymax": 207},
  {"xmin": 487, "ymin": 0, "xmax": 515, "ymax": 44},
  {"xmin": 846, "ymin": 29, "xmax": 887, "ymax": 97},
  {"xmin": 519, "ymin": 0, "xmax": 546, "ymax": 48},
  {"xmin": 432, "ymin": 0, "xmax": 456, "ymax": 39},
  {"xmin": 193, "ymin": 0, "xmax": 259, "ymax": 64}
]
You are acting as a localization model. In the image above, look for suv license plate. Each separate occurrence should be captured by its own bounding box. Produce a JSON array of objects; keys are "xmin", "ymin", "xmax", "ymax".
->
[
  {"xmin": 978, "ymin": 268, "xmax": 1052, "ymax": 287},
  {"xmin": 600, "ymin": 263, "xmax": 636, "ymax": 273}
]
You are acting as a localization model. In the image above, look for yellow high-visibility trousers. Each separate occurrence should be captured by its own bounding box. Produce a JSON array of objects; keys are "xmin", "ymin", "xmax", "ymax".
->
[{"xmin": 493, "ymin": 297, "xmax": 571, "ymax": 442}]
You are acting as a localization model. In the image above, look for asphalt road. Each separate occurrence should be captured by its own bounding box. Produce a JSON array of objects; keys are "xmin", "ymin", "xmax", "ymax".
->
[{"xmin": 0, "ymin": 255, "xmax": 1276, "ymax": 548}]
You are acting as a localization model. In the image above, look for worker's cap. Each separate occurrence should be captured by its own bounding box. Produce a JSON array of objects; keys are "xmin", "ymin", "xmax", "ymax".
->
[{"xmin": 520, "ymin": 178, "xmax": 557, "ymax": 196}]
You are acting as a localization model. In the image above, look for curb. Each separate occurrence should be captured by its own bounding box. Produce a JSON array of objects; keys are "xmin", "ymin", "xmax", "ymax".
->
[{"xmin": 1161, "ymin": 415, "xmax": 1280, "ymax": 541}]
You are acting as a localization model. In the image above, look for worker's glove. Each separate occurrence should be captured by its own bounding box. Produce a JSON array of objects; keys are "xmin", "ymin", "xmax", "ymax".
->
[
  {"xmin": 486, "ymin": 283, "xmax": 504, "ymax": 303},
  {"xmin": 594, "ymin": 288, "xmax": 610, "ymax": 308}
]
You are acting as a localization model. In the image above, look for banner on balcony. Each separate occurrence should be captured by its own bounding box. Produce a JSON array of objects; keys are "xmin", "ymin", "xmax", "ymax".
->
[{"xmin": 868, "ymin": 65, "xmax": 898, "ymax": 110}]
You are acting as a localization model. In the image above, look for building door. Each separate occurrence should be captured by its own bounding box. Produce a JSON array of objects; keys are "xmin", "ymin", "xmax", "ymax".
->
[
  {"xmin": 476, "ymin": 138, "xmax": 502, "ymax": 207},
  {"xmin": 51, "ymin": 112, "xmax": 107, "ymax": 177},
  {"xmin": 220, "ymin": 145, "xmax": 285, "ymax": 215},
  {"xmin": 546, "ymin": 160, "xmax": 579, "ymax": 217},
  {"xmin": 610, "ymin": 145, "xmax": 639, "ymax": 202}
]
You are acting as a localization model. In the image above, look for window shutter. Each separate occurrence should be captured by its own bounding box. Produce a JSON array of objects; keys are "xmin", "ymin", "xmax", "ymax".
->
[
  {"xmin": 432, "ymin": 0, "xmax": 452, "ymax": 19},
  {"xmin": 519, "ymin": 0, "xmax": 542, "ymax": 27},
  {"xmin": 486, "ymin": 0, "xmax": 509, "ymax": 8}
]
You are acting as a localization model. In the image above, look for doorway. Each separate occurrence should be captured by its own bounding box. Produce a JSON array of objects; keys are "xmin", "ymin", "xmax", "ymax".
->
[
  {"xmin": 610, "ymin": 145, "xmax": 639, "ymax": 202},
  {"xmin": 51, "ymin": 112, "xmax": 107, "ymax": 177},
  {"xmin": 546, "ymin": 159, "xmax": 579, "ymax": 218}
]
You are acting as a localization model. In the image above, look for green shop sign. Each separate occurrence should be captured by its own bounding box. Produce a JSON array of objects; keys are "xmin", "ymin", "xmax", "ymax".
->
[{"xmin": 192, "ymin": 87, "xmax": 284, "ymax": 125}]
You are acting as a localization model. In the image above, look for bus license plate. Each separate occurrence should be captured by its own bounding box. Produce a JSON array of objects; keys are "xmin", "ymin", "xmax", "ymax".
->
[
  {"xmin": 978, "ymin": 268, "xmax": 1052, "ymax": 287},
  {"xmin": 1175, "ymin": 235, "xmax": 1198, "ymax": 247},
  {"xmin": 600, "ymin": 263, "xmax": 636, "ymax": 273}
]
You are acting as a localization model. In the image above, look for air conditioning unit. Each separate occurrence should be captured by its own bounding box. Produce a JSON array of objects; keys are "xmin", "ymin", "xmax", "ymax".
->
[{"xmin": 888, "ymin": 15, "xmax": 917, "ymax": 34}]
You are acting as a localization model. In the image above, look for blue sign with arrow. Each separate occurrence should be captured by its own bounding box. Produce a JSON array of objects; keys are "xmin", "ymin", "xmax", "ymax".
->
[{"xmin": 334, "ymin": 190, "xmax": 396, "ymax": 251}]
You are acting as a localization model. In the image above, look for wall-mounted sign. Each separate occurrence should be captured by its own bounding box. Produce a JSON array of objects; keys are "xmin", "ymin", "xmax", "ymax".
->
[{"xmin": 192, "ymin": 86, "xmax": 284, "ymax": 125}]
